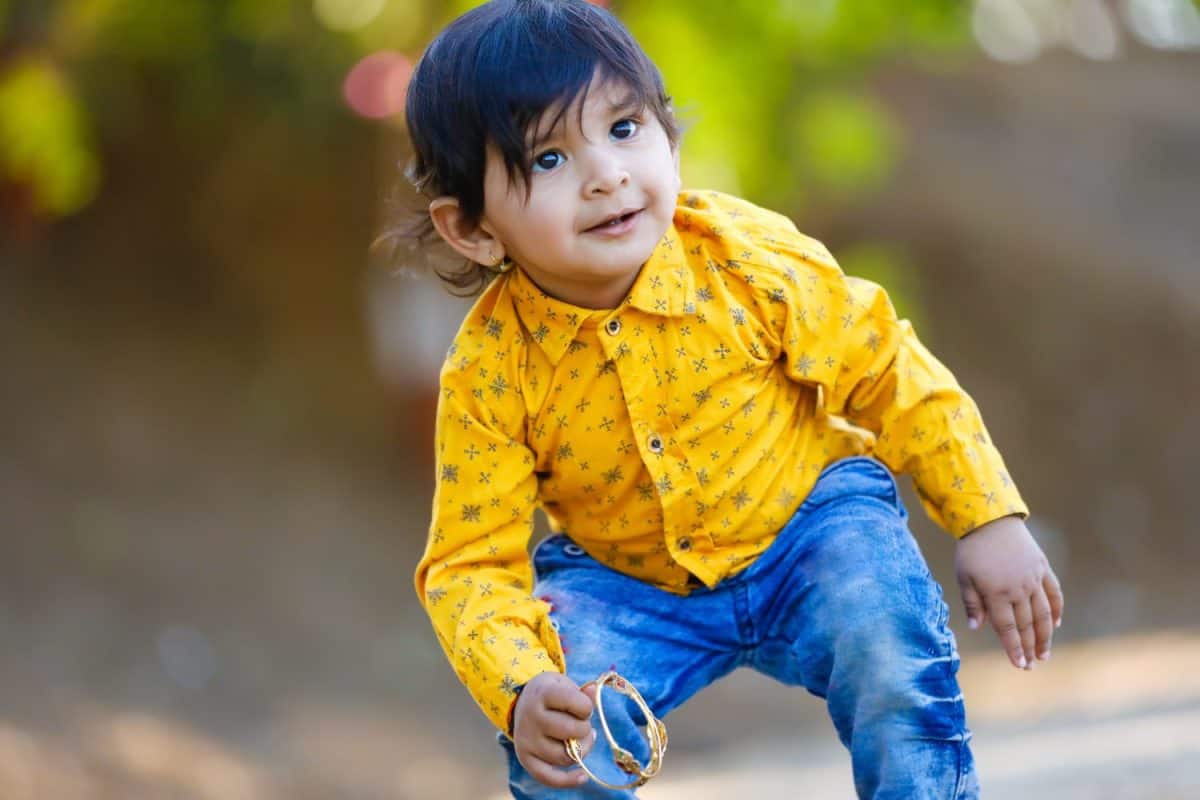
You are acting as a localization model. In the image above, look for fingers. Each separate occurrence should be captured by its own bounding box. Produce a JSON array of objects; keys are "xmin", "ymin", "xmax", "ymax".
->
[
  {"xmin": 531, "ymin": 727, "xmax": 597, "ymax": 766},
  {"xmin": 991, "ymin": 587, "xmax": 1058, "ymax": 669},
  {"xmin": 577, "ymin": 727, "xmax": 597, "ymax": 759},
  {"xmin": 545, "ymin": 680, "xmax": 595, "ymax": 721},
  {"xmin": 987, "ymin": 601, "xmax": 1028, "ymax": 669},
  {"xmin": 1044, "ymin": 568, "xmax": 1065, "ymax": 629},
  {"xmin": 1031, "ymin": 582, "xmax": 1055, "ymax": 661},
  {"xmin": 518, "ymin": 728, "xmax": 596, "ymax": 789},
  {"xmin": 539, "ymin": 709, "xmax": 594, "ymax": 743},
  {"xmin": 1012, "ymin": 595, "xmax": 1036, "ymax": 668},
  {"xmin": 512, "ymin": 673, "xmax": 598, "ymax": 789},
  {"xmin": 515, "ymin": 673, "xmax": 594, "ymax": 737},
  {"xmin": 959, "ymin": 582, "xmax": 986, "ymax": 631},
  {"xmin": 521, "ymin": 751, "xmax": 589, "ymax": 789}
]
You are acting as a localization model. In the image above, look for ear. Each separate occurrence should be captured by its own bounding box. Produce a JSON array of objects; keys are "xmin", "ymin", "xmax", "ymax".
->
[{"xmin": 429, "ymin": 196, "xmax": 505, "ymax": 267}]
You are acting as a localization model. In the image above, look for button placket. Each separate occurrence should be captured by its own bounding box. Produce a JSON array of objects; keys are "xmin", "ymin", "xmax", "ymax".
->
[{"xmin": 610, "ymin": 334, "xmax": 697, "ymax": 570}]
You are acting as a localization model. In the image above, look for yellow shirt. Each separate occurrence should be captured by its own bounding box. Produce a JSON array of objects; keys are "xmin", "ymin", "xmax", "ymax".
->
[{"xmin": 414, "ymin": 190, "xmax": 1027, "ymax": 732}]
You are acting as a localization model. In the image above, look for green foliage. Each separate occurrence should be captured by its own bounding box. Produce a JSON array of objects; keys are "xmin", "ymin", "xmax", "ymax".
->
[
  {"xmin": 791, "ymin": 89, "xmax": 900, "ymax": 195},
  {"xmin": 0, "ymin": 0, "xmax": 970, "ymax": 220},
  {"xmin": 620, "ymin": 0, "xmax": 967, "ymax": 208},
  {"xmin": 0, "ymin": 54, "xmax": 98, "ymax": 215},
  {"xmin": 76, "ymin": 0, "xmax": 218, "ymax": 65}
]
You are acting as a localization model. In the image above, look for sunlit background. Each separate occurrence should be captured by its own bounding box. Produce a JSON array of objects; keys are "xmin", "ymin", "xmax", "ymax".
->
[{"xmin": 2, "ymin": 1, "xmax": 1198, "ymax": 797}]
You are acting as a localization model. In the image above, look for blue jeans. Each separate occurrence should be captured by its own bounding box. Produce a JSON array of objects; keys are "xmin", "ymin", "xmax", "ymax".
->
[{"xmin": 501, "ymin": 457, "xmax": 978, "ymax": 799}]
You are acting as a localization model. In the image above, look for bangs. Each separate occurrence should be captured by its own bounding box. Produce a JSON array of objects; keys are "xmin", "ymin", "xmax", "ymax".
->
[
  {"xmin": 405, "ymin": 0, "xmax": 679, "ymax": 239},
  {"xmin": 475, "ymin": 25, "xmax": 661, "ymax": 191}
]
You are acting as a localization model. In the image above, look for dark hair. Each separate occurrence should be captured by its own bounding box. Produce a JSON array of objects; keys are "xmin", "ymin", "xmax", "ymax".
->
[{"xmin": 393, "ymin": 0, "xmax": 681, "ymax": 294}]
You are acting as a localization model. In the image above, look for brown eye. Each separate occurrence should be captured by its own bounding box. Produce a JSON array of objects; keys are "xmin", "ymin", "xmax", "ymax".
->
[
  {"xmin": 611, "ymin": 119, "xmax": 638, "ymax": 140},
  {"xmin": 533, "ymin": 150, "xmax": 564, "ymax": 172}
]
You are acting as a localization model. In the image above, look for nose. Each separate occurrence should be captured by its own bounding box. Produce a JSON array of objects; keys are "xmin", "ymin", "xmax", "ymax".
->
[{"xmin": 582, "ymin": 146, "xmax": 629, "ymax": 196}]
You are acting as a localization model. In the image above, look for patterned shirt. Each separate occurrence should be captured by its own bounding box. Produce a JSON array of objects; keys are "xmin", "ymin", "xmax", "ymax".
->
[{"xmin": 414, "ymin": 190, "xmax": 1027, "ymax": 732}]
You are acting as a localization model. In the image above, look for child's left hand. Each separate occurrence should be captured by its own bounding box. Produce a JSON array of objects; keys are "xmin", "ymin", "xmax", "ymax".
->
[{"xmin": 954, "ymin": 515, "xmax": 1064, "ymax": 670}]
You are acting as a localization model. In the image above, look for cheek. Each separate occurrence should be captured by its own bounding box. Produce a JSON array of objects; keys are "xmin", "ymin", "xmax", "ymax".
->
[{"xmin": 520, "ymin": 197, "xmax": 573, "ymax": 240}]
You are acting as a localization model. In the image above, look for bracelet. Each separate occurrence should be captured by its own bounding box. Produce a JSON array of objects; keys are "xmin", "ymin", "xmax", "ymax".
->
[{"xmin": 563, "ymin": 671, "xmax": 668, "ymax": 790}]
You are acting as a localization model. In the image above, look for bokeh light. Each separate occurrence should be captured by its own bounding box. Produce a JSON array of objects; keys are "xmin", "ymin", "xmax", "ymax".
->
[
  {"xmin": 972, "ymin": 0, "xmax": 1200, "ymax": 61},
  {"xmin": 342, "ymin": 50, "xmax": 412, "ymax": 119},
  {"xmin": 1066, "ymin": 0, "xmax": 1123, "ymax": 60},
  {"xmin": 1123, "ymin": 0, "xmax": 1200, "ymax": 49},
  {"xmin": 313, "ymin": 0, "xmax": 386, "ymax": 32},
  {"xmin": 972, "ymin": 0, "xmax": 1045, "ymax": 62}
]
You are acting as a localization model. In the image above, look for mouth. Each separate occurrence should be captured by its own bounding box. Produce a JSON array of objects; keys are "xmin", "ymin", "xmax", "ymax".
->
[{"xmin": 585, "ymin": 208, "xmax": 643, "ymax": 233}]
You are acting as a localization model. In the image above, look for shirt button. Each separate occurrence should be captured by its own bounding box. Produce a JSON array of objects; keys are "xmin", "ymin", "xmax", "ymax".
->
[
  {"xmin": 677, "ymin": 537, "xmax": 692, "ymax": 551},
  {"xmin": 605, "ymin": 318, "xmax": 621, "ymax": 336},
  {"xmin": 647, "ymin": 434, "xmax": 664, "ymax": 454}
]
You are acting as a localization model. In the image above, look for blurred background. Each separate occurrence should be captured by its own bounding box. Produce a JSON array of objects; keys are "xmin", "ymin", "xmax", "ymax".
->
[{"xmin": 2, "ymin": 0, "xmax": 1198, "ymax": 797}]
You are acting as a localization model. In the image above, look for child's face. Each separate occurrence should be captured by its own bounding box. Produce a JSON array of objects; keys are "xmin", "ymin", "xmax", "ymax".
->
[{"xmin": 479, "ymin": 75, "xmax": 680, "ymax": 309}]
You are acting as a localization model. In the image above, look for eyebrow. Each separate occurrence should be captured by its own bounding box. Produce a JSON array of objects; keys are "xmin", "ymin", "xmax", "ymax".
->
[{"xmin": 526, "ymin": 92, "xmax": 643, "ymax": 152}]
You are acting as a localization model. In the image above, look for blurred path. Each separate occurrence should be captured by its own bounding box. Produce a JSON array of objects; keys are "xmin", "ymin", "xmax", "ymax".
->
[
  {"xmin": 632, "ymin": 705, "xmax": 1200, "ymax": 799},
  {"xmin": 3, "ymin": 620, "xmax": 1197, "ymax": 798}
]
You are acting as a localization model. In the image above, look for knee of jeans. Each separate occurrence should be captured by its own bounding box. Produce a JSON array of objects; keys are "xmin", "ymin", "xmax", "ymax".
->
[
  {"xmin": 832, "ymin": 584, "xmax": 956, "ymax": 684},
  {"xmin": 830, "ymin": 608, "xmax": 967, "ymax": 741}
]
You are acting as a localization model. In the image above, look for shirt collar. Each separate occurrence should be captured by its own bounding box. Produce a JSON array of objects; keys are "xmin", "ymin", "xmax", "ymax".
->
[{"xmin": 507, "ymin": 224, "xmax": 695, "ymax": 364}]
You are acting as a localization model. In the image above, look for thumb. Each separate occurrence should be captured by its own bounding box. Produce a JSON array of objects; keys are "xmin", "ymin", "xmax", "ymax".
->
[
  {"xmin": 578, "ymin": 727, "xmax": 598, "ymax": 759},
  {"xmin": 959, "ymin": 581, "xmax": 986, "ymax": 631}
]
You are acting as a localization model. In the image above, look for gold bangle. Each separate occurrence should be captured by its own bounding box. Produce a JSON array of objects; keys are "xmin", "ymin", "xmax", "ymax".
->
[{"xmin": 564, "ymin": 671, "xmax": 668, "ymax": 790}]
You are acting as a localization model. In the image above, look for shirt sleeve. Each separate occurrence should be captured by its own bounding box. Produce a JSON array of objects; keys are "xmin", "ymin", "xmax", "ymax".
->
[
  {"xmin": 413, "ymin": 331, "xmax": 565, "ymax": 733},
  {"xmin": 757, "ymin": 237, "xmax": 1029, "ymax": 537}
]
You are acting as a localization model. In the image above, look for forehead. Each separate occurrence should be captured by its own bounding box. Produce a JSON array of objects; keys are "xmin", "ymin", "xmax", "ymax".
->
[{"xmin": 527, "ymin": 76, "xmax": 641, "ymax": 143}]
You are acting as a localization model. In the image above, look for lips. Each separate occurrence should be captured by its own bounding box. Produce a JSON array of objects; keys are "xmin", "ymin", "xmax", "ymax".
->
[{"xmin": 585, "ymin": 208, "xmax": 642, "ymax": 232}]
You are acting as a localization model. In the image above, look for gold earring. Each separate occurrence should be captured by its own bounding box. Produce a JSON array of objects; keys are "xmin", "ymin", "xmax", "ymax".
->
[{"xmin": 487, "ymin": 253, "xmax": 514, "ymax": 273}]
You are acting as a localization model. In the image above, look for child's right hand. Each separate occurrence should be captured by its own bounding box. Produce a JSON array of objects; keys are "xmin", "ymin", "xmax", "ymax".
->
[{"xmin": 511, "ymin": 671, "xmax": 598, "ymax": 788}]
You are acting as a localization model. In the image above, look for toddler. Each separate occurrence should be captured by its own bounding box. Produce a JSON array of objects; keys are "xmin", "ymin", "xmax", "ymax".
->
[{"xmin": 407, "ymin": 2, "xmax": 1063, "ymax": 797}]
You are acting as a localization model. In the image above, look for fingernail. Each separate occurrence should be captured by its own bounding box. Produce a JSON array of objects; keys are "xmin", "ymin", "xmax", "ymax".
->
[
  {"xmin": 1038, "ymin": 650, "xmax": 1050, "ymax": 661},
  {"xmin": 968, "ymin": 618, "xmax": 979, "ymax": 630},
  {"xmin": 1017, "ymin": 655, "xmax": 1027, "ymax": 668}
]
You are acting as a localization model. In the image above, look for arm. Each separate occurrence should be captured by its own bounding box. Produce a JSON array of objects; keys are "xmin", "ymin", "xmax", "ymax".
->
[
  {"xmin": 767, "ymin": 244, "xmax": 1026, "ymax": 535},
  {"xmin": 763, "ymin": 241, "xmax": 1061, "ymax": 665},
  {"xmin": 414, "ymin": 338, "xmax": 566, "ymax": 732}
]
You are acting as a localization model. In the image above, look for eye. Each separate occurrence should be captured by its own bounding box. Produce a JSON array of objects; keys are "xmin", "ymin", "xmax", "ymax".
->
[
  {"xmin": 611, "ymin": 118, "xmax": 639, "ymax": 140},
  {"xmin": 532, "ymin": 150, "xmax": 564, "ymax": 172}
]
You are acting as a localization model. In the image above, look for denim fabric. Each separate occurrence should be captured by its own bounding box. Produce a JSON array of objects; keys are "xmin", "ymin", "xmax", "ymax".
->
[{"xmin": 500, "ymin": 457, "xmax": 978, "ymax": 799}]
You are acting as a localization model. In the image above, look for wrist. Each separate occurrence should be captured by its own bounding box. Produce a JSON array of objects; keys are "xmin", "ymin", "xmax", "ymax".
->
[
  {"xmin": 505, "ymin": 682, "xmax": 527, "ymax": 737},
  {"xmin": 963, "ymin": 513, "xmax": 1024, "ymax": 539}
]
